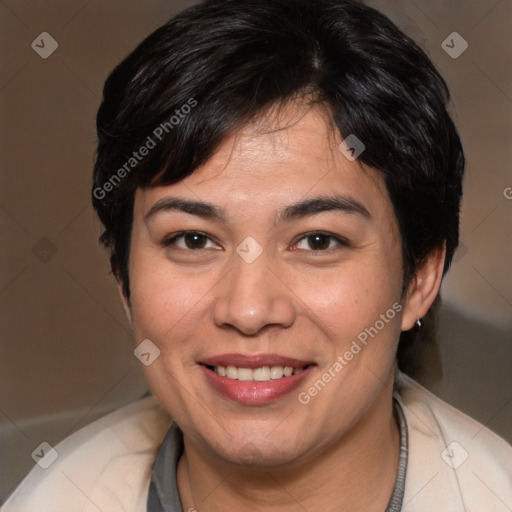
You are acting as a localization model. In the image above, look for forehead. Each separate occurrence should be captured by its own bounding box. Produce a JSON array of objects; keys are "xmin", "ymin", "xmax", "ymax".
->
[{"xmin": 136, "ymin": 104, "xmax": 393, "ymax": 221}]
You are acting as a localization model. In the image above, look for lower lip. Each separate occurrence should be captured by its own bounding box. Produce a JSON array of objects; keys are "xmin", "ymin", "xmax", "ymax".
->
[{"xmin": 200, "ymin": 365, "xmax": 314, "ymax": 405}]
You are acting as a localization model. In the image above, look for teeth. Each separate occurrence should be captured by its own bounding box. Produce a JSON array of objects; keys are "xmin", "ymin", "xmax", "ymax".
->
[
  {"xmin": 253, "ymin": 366, "xmax": 271, "ymax": 381},
  {"xmin": 226, "ymin": 365, "xmax": 238, "ymax": 379},
  {"xmin": 213, "ymin": 365, "xmax": 304, "ymax": 381},
  {"xmin": 270, "ymin": 366, "xmax": 284, "ymax": 379},
  {"xmin": 238, "ymin": 368, "xmax": 253, "ymax": 381}
]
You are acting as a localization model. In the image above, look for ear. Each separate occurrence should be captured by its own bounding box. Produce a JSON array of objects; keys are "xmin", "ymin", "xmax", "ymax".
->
[
  {"xmin": 401, "ymin": 245, "xmax": 446, "ymax": 331},
  {"xmin": 117, "ymin": 280, "xmax": 133, "ymax": 329},
  {"xmin": 111, "ymin": 255, "xmax": 133, "ymax": 329}
]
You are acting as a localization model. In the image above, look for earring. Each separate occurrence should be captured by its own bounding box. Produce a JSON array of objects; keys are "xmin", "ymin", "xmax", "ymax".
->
[{"xmin": 415, "ymin": 319, "xmax": 422, "ymax": 329}]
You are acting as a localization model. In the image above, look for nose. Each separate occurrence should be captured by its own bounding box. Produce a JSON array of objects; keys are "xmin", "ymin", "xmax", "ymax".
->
[{"xmin": 213, "ymin": 251, "xmax": 296, "ymax": 336}]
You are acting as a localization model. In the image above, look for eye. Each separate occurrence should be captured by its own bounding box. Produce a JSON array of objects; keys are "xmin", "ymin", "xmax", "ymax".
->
[
  {"xmin": 293, "ymin": 232, "xmax": 348, "ymax": 251},
  {"xmin": 163, "ymin": 231, "xmax": 220, "ymax": 251}
]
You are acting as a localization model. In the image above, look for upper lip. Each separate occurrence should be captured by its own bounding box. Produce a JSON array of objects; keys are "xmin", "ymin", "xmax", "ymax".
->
[{"xmin": 199, "ymin": 353, "xmax": 314, "ymax": 369}]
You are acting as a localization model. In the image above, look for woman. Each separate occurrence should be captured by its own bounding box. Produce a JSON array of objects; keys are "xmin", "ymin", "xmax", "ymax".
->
[{"xmin": 3, "ymin": 0, "xmax": 511, "ymax": 511}]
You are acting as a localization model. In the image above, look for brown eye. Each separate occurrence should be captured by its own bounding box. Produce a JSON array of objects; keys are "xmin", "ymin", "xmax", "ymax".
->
[
  {"xmin": 163, "ymin": 231, "xmax": 219, "ymax": 251},
  {"xmin": 307, "ymin": 234, "xmax": 331, "ymax": 250},
  {"xmin": 183, "ymin": 232, "xmax": 208, "ymax": 249},
  {"xmin": 294, "ymin": 232, "xmax": 349, "ymax": 252}
]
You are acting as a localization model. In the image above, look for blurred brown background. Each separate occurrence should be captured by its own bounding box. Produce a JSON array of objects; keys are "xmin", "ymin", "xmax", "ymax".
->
[{"xmin": 1, "ymin": 0, "xmax": 511, "ymax": 503}]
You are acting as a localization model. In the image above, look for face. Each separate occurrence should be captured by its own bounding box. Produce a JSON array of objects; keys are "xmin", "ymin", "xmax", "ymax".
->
[{"xmin": 124, "ymin": 104, "xmax": 408, "ymax": 467}]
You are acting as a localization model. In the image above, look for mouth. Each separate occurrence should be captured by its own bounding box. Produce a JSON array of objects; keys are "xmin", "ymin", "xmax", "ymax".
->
[{"xmin": 199, "ymin": 354, "xmax": 316, "ymax": 405}]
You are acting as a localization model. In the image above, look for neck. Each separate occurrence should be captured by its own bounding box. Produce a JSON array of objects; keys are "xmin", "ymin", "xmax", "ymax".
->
[{"xmin": 177, "ymin": 376, "xmax": 400, "ymax": 512}]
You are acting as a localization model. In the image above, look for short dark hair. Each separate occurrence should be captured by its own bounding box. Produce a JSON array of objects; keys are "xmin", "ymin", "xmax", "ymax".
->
[{"xmin": 92, "ymin": 0, "xmax": 465, "ymax": 378}]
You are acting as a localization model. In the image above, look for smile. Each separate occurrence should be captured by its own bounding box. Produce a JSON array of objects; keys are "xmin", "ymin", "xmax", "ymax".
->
[
  {"xmin": 199, "ymin": 354, "xmax": 315, "ymax": 405},
  {"xmin": 210, "ymin": 365, "xmax": 305, "ymax": 381}
]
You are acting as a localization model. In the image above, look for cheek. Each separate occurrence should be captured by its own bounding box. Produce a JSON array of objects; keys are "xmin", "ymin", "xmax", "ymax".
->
[
  {"xmin": 298, "ymin": 259, "xmax": 402, "ymax": 333},
  {"xmin": 308, "ymin": 265, "xmax": 401, "ymax": 321},
  {"xmin": 127, "ymin": 251, "xmax": 215, "ymax": 354}
]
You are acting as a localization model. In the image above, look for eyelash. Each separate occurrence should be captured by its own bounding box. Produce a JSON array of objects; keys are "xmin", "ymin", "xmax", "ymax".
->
[
  {"xmin": 161, "ymin": 231, "xmax": 350, "ymax": 253},
  {"xmin": 162, "ymin": 231, "xmax": 219, "ymax": 251},
  {"xmin": 293, "ymin": 232, "xmax": 350, "ymax": 252}
]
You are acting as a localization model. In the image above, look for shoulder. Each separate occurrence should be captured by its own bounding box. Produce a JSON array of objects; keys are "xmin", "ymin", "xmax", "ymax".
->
[
  {"xmin": 1, "ymin": 396, "xmax": 172, "ymax": 512},
  {"xmin": 395, "ymin": 371, "xmax": 512, "ymax": 512}
]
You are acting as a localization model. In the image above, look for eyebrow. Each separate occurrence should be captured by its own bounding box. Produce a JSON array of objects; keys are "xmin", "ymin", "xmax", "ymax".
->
[
  {"xmin": 144, "ymin": 194, "xmax": 371, "ymax": 224},
  {"xmin": 275, "ymin": 194, "xmax": 371, "ymax": 223},
  {"xmin": 145, "ymin": 197, "xmax": 227, "ymax": 223}
]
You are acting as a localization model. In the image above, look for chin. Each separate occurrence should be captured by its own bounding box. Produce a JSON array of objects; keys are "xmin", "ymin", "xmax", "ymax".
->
[{"xmin": 200, "ymin": 427, "xmax": 310, "ymax": 468}]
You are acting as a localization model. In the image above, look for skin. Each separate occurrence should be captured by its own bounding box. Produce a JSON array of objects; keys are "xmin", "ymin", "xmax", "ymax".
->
[{"xmin": 119, "ymin": 103, "xmax": 445, "ymax": 512}]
